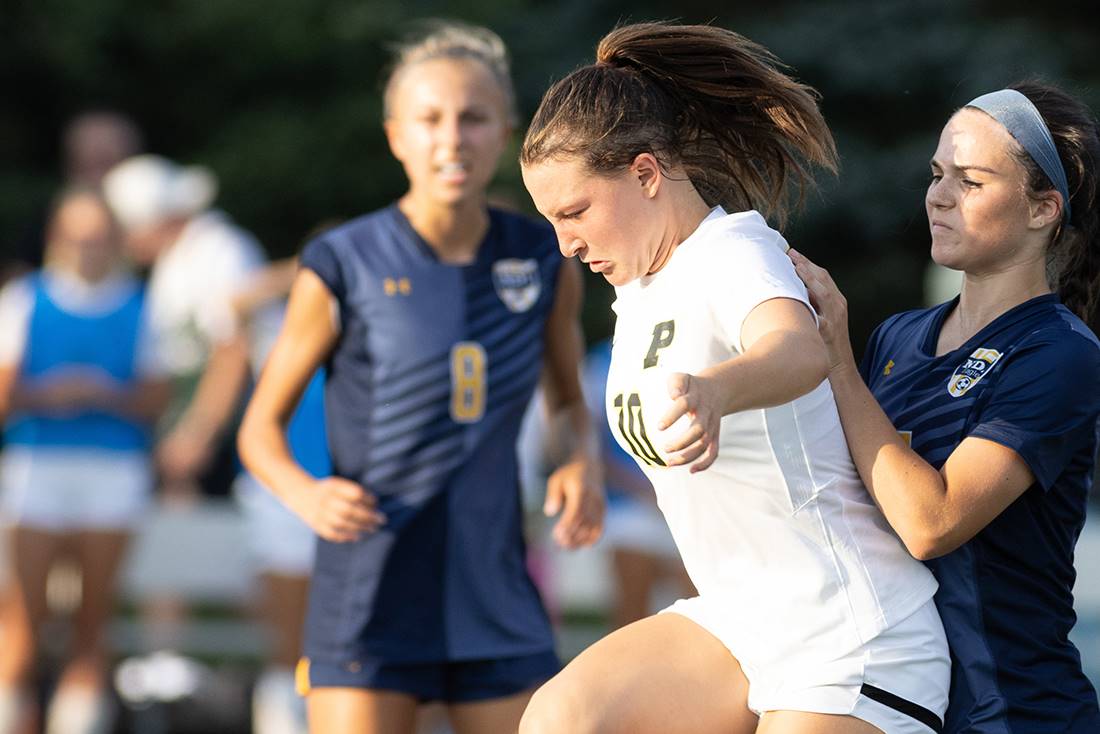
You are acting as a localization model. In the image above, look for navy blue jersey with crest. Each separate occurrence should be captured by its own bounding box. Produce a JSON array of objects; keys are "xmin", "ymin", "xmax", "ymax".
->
[
  {"xmin": 861, "ymin": 294, "xmax": 1100, "ymax": 733},
  {"xmin": 299, "ymin": 204, "xmax": 561, "ymax": 664}
]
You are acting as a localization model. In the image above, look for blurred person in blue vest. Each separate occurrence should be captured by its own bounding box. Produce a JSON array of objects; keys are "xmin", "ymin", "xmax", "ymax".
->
[{"xmin": 0, "ymin": 187, "xmax": 171, "ymax": 733}]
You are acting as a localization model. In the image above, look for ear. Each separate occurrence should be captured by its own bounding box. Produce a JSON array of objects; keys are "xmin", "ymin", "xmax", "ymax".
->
[
  {"xmin": 1027, "ymin": 191, "xmax": 1063, "ymax": 231},
  {"xmin": 630, "ymin": 153, "xmax": 662, "ymax": 199},
  {"xmin": 383, "ymin": 119, "xmax": 405, "ymax": 162}
]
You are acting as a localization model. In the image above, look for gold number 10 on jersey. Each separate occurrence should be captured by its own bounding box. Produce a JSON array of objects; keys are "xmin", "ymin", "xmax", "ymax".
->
[
  {"xmin": 612, "ymin": 392, "xmax": 667, "ymax": 467},
  {"xmin": 450, "ymin": 342, "xmax": 487, "ymax": 423}
]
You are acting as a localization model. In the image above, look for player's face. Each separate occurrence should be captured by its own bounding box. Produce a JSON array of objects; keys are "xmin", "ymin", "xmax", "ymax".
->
[
  {"xmin": 385, "ymin": 58, "xmax": 511, "ymax": 208},
  {"xmin": 522, "ymin": 156, "xmax": 662, "ymax": 286},
  {"xmin": 49, "ymin": 194, "xmax": 118, "ymax": 277},
  {"xmin": 925, "ymin": 108, "xmax": 1039, "ymax": 273}
]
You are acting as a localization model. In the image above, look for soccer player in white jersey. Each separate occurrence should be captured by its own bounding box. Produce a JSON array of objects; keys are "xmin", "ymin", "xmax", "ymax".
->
[{"xmin": 521, "ymin": 23, "xmax": 950, "ymax": 734}]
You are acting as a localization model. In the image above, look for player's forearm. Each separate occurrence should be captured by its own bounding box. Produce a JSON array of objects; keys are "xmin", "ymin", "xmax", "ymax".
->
[
  {"xmin": 558, "ymin": 396, "xmax": 601, "ymax": 466},
  {"xmin": 176, "ymin": 337, "xmax": 251, "ymax": 439},
  {"xmin": 100, "ymin": 378, "xmax": 172, "ymax": 421},
  {"xmin": 827, "ymin": 362, "xmax": 949, "ymax": 556},
  {"xmin": 237, "ymin": 410, "xmax": 318, "ymax": 512},
  {"xmin": 700, "ymin": 328, "xmax": 829, "ymax": 415}
]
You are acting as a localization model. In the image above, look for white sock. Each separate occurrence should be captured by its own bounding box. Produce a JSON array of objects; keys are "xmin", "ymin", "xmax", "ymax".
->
[
  {"xmin": 44, "ymin": 686, "xmax": 115, "ymax": 734},
  {"xmin": 252, "ymin": 667, "xmax": 307, "ymax": 734},
  {"xmin": 0, "ymin": 687, "xmax": 28, "ymax": 734}
]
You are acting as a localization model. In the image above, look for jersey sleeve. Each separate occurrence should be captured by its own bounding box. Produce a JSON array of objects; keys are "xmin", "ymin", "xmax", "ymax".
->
[
  {"xmin": 967, "ymin": 331, "xmax": 1100, "ymax": 492},
  {"xmin": 300, "ymin": 236, "xmax": 346, "ymax": 302},
  {"xmin": 704, "ymin": 230, "xmax": 813, "ymax": 353},
  {"xmin": 859, "ymin": 314, "xmax": 904, "ymax": 387},
  {"xmin": 0, "ymin": 277, "xmax": 34, "ymax": 368}
]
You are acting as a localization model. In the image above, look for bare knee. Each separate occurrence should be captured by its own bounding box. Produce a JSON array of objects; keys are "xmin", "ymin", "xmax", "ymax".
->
[{"xmin": 520, "ymin": 677, "xmax": 613, "ymax": 734}]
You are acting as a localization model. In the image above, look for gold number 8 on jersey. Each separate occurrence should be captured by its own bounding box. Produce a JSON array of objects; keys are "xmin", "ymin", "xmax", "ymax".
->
[{"xmin": 450, "ymin": 342, "xmax": 487, "ymax": 423}]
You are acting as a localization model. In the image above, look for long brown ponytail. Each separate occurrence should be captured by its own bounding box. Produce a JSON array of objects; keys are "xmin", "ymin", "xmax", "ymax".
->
[
  {"xmin": 521, "ymin": 22, "xmax": 838, "ymax": 226},
  {"xmin": 1005, "ymin": 81, "xmax": 1100, "ymax": 328}
]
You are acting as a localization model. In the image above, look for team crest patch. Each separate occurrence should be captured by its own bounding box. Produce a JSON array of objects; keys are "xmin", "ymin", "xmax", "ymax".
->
[
  {"xmin": 947, "ymin": 347, "xmax": 1002, "ymax": 397},
  {"xmin": 492, "ymin": 259, "xmax": 540, "ymax": 313}
]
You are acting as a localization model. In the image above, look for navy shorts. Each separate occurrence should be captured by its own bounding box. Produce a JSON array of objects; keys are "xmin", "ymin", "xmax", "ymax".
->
[{"xmin": 296, "ymin": 649, "xmax": 560, "ymax": 703}]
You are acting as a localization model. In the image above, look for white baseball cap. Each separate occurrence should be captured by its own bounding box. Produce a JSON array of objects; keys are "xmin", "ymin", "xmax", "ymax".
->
[{"xmin": 102, "ymin": 154, "xmax": 217, "ymax": 231}]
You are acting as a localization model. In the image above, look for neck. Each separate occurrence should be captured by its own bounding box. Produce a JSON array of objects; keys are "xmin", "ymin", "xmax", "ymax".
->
[
  {"xmin": 648, "ymin": 183, "xmax": 714, "ymax": 275},
  {"xmin": 398, "ymin": 192, "xmax": 489, "ymax": 264},
  {"xmin": 942, "ymin": 260, "xmax": 1050, "ymax": 350}
]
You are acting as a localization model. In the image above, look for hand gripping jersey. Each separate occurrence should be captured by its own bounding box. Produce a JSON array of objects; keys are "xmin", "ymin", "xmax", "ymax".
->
[
  {"xmin": 299, "ymin": 205, "xmax": 561, "ymax": 664},
  {"xmin": 862, "ymin": 294, "xmax": 1100, "ymax": 733},
  {"xmin": 606, "ymin": 208, "xmax": 938, "ymax": 673}
]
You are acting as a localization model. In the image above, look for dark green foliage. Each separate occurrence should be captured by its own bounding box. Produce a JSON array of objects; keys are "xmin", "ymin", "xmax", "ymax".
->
[{"xmin": 3, "ymin": 0, "xmax": 1097, "ymax": 352}]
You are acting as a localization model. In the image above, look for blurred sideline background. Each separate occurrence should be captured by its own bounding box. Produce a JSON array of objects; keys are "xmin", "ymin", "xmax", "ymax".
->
[{"xmin": 2, "ymin": 1, "xmax": 1099, "ymax": 732}]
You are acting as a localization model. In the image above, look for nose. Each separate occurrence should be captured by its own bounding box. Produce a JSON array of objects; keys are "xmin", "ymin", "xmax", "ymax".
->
[
  {"xmin": 926, "ymin": 177, "xmax": 954, "ymax": 210},
  {"xmin": 436, "ymin": 115, "xmax": 463, "ymax": 150},
  {"xmin": 558, "ymin": 235, "xmax": 585, "ymax": 259}
]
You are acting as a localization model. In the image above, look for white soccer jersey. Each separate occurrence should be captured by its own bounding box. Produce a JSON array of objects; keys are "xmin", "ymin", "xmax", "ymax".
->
[{"xmin": 606, "ymin": 208, "xmax": 938, "ymax": 672}]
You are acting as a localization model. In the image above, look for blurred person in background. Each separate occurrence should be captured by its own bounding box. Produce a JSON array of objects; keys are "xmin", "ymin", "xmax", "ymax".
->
[
  {"xmin": 101, "ymin": 154, "xmax": 263, "ymax": 683},
  {"xmin": 237, "ymin": 21, "xmax": 603, "ymax": 734},
  {"xmin": 0, "ymin": 187, "xmax": 170, "ymax": 734},
  {"xmin": 4, "ymin": 111, "xmax": 144, "ymax": 284}
]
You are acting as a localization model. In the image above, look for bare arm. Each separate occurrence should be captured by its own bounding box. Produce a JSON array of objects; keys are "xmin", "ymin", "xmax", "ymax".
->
[
  {"xmin": 661, "ymin": 296, "xmax": 830, "ymax": 471},
  {"xmin": 237, "ymin": 268, "xmax": 384, "ymax": 542},
  {"xmin": 790, "ymin": 248, "xmax": 1034, "ymax": 559},
  {"xmin": 539, "ymin": 259, "xmax": 605, "ymax": 548},
  {"xmin": 156, "ymin": 335, "xmax": 251, "ymax": 483}
]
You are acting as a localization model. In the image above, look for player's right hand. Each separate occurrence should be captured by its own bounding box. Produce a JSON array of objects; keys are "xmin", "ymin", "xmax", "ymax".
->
[
  {"xmin": 299, "ymin": 477, "xmax": 386, "ymax": 543},
  {"xmin": 788, "ymin": 248, "xmax": 857, "ymax": 375}
]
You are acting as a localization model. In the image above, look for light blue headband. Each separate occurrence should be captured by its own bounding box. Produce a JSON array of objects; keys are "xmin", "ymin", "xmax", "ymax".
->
[{"xmin": 967, "ymin": 88, "xmax": 1072, "ymax": 222}]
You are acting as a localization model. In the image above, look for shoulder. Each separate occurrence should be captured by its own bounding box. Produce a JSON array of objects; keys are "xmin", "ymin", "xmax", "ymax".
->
[
  {"xmin": 686, "ymin": 210, "xmax": 795, "ymax": 288},
  {"xmin": 874, "ymin": 305, "xmax": 942, "ymax": 342},
  {"xmin": 300, "ymin": 209, "xmax": 390, "ymax": 264},
  {"xmin": 1006, "ymin": 307, "xmax": 1100, "ymax": 377},
  {"xmin": 693, "ymin": 210, "xmax": 786, "ymax": 257},
  {"xmin": 490, "ymin": 207, "xmax": 557, "ymax": 257},
  {"xmin": 0, "ymin": 274, "xmax": 37, "ymax": 308}
]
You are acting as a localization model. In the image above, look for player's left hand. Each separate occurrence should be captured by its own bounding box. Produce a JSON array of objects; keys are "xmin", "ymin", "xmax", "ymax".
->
[
  {"xmin": 544, "ymin": 459, "xmax": 605, "ymax": 549},
  {"xmin": 659, "ymin": 372, "xmax": 724, "ymax": 474}
]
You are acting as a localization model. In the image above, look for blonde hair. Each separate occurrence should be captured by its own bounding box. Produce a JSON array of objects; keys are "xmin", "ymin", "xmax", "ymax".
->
[{"xmin": 383, "ymin": 20, "xmax": 516, "ymax": 125}]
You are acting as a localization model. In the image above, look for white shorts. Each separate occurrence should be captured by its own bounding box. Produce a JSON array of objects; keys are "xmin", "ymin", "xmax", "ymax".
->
[
  {"xmin": 0, "ymin": 447, "xmax": 152, "ymax": 532},
  {"xmin": 232, "ymin": 473, "xmax": 315, "ymax": 576},
  {"xmin": 664, "ymin": 597, "xmax": 949, "ymax": 733}
]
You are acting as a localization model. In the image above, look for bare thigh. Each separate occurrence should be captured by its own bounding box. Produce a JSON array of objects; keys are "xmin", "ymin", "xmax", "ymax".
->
[
  {"xmin": 520, "ymin": 613, "xmax": 757, "ymax": 734},
  {"xmin": 448, "ymin": 688, "xmax": 534, "ymax": 734},
  {"xmin": 757, "ymin": 710, "xmax": 883, "ymax": 734},
  {"xmin": 307, "ymin": 687, "xmax": 419, "ymax": 734}
]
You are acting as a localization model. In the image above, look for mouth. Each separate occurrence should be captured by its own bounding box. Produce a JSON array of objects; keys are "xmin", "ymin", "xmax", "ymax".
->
[
  {"xmin": 930, "ymin": 220, "xmax": 952, "ymax": 230},
  {"xmin": 587, "ymin": 260, "xmax": 610, "ymax": 273},
  {"xmin": 436, "ymin": 162, "xmax": 469, "ymax": 183}
]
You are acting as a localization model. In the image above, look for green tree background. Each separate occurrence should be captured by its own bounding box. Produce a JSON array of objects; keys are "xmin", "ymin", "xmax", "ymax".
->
[{"xmin": 3, "ymin": 0, "xmax": 1098, "ymax": 351}]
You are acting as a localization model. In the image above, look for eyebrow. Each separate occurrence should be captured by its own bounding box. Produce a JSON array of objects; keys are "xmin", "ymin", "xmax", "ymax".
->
[{"xmin": 929, "ymin": 159, "xmax": 1000, "ymax": 175}]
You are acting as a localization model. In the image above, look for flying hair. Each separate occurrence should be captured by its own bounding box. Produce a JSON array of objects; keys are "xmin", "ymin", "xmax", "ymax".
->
[{"xmin": 521, "ymin": 22, "xmax": 838, "ymax": 226}]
